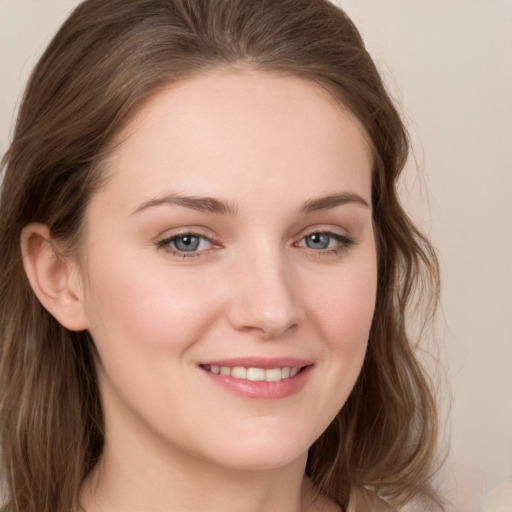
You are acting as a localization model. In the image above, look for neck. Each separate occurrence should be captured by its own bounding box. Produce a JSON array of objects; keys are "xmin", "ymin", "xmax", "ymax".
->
[{"xmin": 80, "ymin": 434, "xmax": 317, "ymax": 512}]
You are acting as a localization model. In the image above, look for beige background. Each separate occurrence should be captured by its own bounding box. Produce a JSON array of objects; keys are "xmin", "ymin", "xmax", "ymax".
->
[{"xmin": 1, "ymin": 1, "xmax": 511, "ymax": 511}]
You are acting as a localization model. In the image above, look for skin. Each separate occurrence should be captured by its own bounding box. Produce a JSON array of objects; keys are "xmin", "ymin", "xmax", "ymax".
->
[{"xmin": 25, "ymin": 70, "xmax": 377, "ymax": 512}]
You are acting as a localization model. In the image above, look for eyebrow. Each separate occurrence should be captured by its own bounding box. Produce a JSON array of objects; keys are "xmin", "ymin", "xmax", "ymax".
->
[
  {"xmin": 132, "ymin": 194, "xmax": 239, "ymax": 216},
  {"xmin": 298, "ymin": 192, "xmax": 370, "ymax": 212},
  {"xmin": 132, "ymin": 191, "xmax": 370, "ymax": 216}
]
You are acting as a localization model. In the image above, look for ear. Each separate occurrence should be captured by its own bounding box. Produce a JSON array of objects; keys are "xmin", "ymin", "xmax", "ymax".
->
[{"xmin": 21, "ymin": 223, "xmax": 88, "ymax": 331}]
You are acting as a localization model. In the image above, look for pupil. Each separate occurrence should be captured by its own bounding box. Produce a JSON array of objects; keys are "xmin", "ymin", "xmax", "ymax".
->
[{"xmin": 306, "ymin": 233, "xmax": 330, "ymax": 249}]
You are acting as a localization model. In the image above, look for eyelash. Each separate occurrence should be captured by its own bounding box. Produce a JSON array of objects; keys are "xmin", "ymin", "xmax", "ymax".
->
[
  {"xmin": 156, "ymin": 232, "xmax": 216, "ymax": 259},
  {"xmin": 295, "ymin": 232, "xmax": 355, "ymax": 257},
  {"xmin": 156, "ymin": 230, "xmax": 355, "ymax": 259}
]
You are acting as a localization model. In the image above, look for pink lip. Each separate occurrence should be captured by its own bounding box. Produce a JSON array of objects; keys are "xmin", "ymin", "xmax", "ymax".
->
[{"xmin": 197, "ymin": 357, "xmax": 314, "ymax": 400}]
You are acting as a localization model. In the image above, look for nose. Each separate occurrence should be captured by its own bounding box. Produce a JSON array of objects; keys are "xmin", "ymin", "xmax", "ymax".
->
[{"xmin": 226, "ymin": 249, "xmax": 304, "ymax": 340}]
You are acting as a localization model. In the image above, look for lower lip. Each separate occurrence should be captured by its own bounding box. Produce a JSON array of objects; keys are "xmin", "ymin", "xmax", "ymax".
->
[{"xmin": 199, "ymin": 365, "xmax": 313, "ymax": 399}]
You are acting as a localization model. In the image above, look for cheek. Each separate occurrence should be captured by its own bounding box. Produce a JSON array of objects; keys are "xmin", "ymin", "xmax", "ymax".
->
[
  {"xmin": 308, "ymin": 265, "xmax": 377, "ymax": 347},
  {"xmin": 82, "ymin": 254, "xmax": 222, "ymax": 355},
  {"xmin": 303, "ymin": 258, "xmax": 377, "ymax": 400},
  {"xmin": 293, "ymin": 262, "xmax": 376, "ymax": 438}
]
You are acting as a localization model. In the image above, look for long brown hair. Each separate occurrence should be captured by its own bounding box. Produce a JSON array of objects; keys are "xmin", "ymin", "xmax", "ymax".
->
[{"xmin": 0, "ymin": 1, "xmax": 441, "ymax": 511}]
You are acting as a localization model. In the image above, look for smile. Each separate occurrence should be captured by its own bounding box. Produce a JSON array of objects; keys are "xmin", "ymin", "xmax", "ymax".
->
[
  {"xmin": 198, "ymin": 357, "xmax": 313, "ymax": 399},
  {"xmin": 201, "ymin": 365, "xmax": 301, "ymax": 382}
]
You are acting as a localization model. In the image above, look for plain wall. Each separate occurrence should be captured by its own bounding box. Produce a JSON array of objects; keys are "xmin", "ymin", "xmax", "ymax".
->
[{"xmin": 1, "ymin": 1, "xmax": 511, "ymax": 511}]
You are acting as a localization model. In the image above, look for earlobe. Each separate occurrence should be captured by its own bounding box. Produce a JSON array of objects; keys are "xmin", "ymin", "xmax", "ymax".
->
[{"xmin": 20, "ymin": 223, "xmax": 89, "ymax": 331}]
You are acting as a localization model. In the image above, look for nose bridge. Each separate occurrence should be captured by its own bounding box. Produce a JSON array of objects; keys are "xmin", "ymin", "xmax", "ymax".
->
[{"xmin": 227, "ymin": 244, "xmax": 302, "ymax": 339}]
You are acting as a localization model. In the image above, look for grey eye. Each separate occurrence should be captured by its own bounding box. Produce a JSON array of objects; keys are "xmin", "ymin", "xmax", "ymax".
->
[
  {"xmin": 305, "ymin": 233, "xmax": 331, "ymax": 250},
  {"xmin": 172, "ymin": 235, "xmax": 202, "ymax": 252}
]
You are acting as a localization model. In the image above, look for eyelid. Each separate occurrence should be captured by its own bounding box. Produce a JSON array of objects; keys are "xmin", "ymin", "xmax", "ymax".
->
[
  {"xmin": 293, "ymin": 227, "xmax": 356, "ymax": 256},
  {"xmin": 296, "ymin": 231, "xmax": 354, "ymax": 246},
  {"xmin": 295, "ymin": 224, "xmax": 353, "ymax": 241},
  {"xmin": 154, "ymin": 225, "xmax": 355, "ymax": 259},
  {"xmin": 155, "ymin": 229, "xmax": 221, "ymax": 258}
]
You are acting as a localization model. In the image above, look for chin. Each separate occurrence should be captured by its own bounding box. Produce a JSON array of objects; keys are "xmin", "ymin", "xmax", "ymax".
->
[
  {"xmin": 193, "ymin": 423, "xmax": 315, "ymax": 472},
  {"xmin": 212, "ymin": 446, "xmax": 309, "ymax": 472}
]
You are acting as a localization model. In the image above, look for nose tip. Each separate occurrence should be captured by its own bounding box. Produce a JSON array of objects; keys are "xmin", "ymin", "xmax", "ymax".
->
[
  {"xmin": 230, "ymin": 305, "xmax": 299, "ymax": 340},
  {"xmin": 226, "ymin": 258, "xmax": 304, "ymax": 340}
]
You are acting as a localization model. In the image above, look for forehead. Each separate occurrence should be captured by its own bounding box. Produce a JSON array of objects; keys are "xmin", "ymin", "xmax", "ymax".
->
[{"xmin": 98, "ymin": 70, "xmax": 372, "ymax": 211}]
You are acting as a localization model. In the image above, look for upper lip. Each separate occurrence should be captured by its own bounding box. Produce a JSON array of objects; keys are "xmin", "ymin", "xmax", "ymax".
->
[{"xmin": 198, "ymin": 357, "xmax": 313, "ymax": 369}]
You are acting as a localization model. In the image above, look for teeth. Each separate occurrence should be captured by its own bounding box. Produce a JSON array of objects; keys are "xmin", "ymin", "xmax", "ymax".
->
[
  {"xmin": 265, "ymin": 368, "xmax": 282, "ymax": 381},
  {"xmin": 231, "ymin": 366, "xmax": 247, "ymax": 379},
  {"xmin": 204, "ymin": 365, "xmax": 302, "ymax": 381},
  {"xmin": 247, "ymin": 367, "xmax": 265, "ymax": 381}
]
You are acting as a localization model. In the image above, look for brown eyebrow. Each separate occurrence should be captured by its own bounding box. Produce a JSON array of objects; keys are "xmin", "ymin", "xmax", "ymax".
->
[
  {"xmin": 132, "ymin": 194, "xmax": 239, "ymax": 216},
  {"xmin": 132, "ymin": 191, "xmax": 369, "ymax": 216},
  {"xmin": 298, "ymin": 193, "xmax": 370, "ymax": 212}
]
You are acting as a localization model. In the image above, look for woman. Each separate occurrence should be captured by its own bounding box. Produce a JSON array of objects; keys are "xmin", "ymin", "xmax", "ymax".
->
[{"xmin": 0, "ymin": 1, "xmax": 442, "ymax": 511}]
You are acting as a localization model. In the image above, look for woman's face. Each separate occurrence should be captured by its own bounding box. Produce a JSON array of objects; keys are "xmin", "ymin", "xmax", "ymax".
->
[{"xmin": 78, "ymin": 71, "xmax": 377, "ymax": 471}]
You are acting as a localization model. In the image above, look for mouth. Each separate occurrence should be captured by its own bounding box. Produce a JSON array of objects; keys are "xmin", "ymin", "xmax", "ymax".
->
[
  {"xmin": 198, "ymin": 358, "xmax": 313, "ymax": 399},
  {"xmin": 200, "ymin": 364, "xmax": 304, "ymax": 382}
]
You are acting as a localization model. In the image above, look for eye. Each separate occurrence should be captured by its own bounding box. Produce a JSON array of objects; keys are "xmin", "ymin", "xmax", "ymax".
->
[
  {"xmin": 157, "ymin": 232, "xmax": 214, "ymax": 255},
  {"xmin": 304, "ymin": 233, "xmax": 333, "ymax": 250},
  {"xmin": 296, "ymin": 231, "xmax": 355, "ymax": 254}
]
